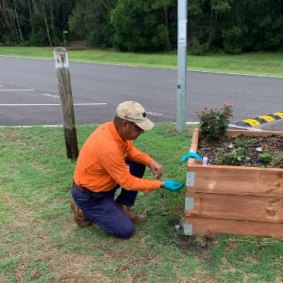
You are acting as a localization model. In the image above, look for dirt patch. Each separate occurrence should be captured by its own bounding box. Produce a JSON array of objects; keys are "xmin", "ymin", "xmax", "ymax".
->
[
  {"xmin": 177, "ymin": 234, "xmax": 217, "ymax": 253},
  {"xmin": 167, "ymin": 219, "xmax": 217, "ymax": 253},
  {"xmin": 0, "ymin": 129, "xmax": 20, "ymax": 141},
  {"xmin": 198, "ymin": 135, "xmax": 283, "ymax": 167}
]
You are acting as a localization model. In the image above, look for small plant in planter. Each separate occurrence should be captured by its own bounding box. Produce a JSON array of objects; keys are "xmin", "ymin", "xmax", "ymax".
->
[
  {"xmin": 198, "ymin": 103, "xmax": 233, "ymax": 142},
  {"xmin": 257, "ymin": 153, "xmax": 273, "ymax": 166},
  {"xmin": 257, "ymin": 153, "xmax": 283, "ymax": 168}
]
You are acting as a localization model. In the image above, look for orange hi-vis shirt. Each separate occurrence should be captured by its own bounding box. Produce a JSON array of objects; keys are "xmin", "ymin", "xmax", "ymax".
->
[{"xmin": 74, "ymin": 121, "xmax": 162, "ymax": 193}]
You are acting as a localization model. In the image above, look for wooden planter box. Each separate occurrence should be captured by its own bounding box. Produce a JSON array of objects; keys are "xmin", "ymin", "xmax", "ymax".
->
[{"xmin": 184, "ymin": 128, "xmax": 283, "ymax": 239}]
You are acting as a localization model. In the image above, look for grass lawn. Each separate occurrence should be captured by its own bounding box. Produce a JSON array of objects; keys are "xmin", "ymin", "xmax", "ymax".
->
[
  {"xmin": 1, "ymin": 46, "xmax": 283, "ymax": 77},
  {"xmin": 0, "ymin": 123, "xmax": 282, "ymax": 282}
]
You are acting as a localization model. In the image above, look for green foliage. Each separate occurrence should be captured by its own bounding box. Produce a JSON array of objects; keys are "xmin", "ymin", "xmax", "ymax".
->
[
  {"xmin": 257, "ymin": 153, "xmax": 283, "ymax": 168},
  {"xmin": 28, "ymin": 15, "xmax": 48, "ymax": 46},
  {"xmin": 110, "ymin": 0, "xmax": 176, "ymax": 52},
  {"xmin": 198, "ymin": 104, "xmax": 233, "ymax": 142},
  {"xmin": 69, "ymin": 0, "xmax": 116, "ymax": 48},
  {"xmin": 222, "ymin": 26, "xmax": 247, "ymax": 54},
  {"xmin": 0, "ymin": 257, "xmax": 20, "ymax": 281},
  {"xmin": 257, "ymin": 153, "xmax": 273, "ymax": 166},
  {"xmin": 211, "ymin": 0, "xmax": 231, "ymax": 14},
  {"xmin": 0, "ymin": 0, "xmax": 75, "ymax": 46},
  {"xmin": 190, "ymin": 38, "xmax": 209, "ymax": 56},
  {"xmin": 215, "ymin": 137, "xmax": 254, "ymax": 166},
  {"xmin": 188, "ymin": 0, "xmax": 283, "ymax": 54}
]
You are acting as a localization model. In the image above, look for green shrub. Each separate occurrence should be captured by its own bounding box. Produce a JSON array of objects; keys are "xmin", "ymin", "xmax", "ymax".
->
[
  {"xmin": 222, "ymin": 26, "xmax": 247, "ymax": 54},
  {"xmin": 198, "ymin": 104, "xmax": 233, "ymax": 142}
]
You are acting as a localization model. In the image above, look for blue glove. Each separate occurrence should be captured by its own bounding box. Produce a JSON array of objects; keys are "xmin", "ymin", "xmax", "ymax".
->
[
  {"xmin": 181, "ymin": 152, "xmax": 202, "ymax": 163},
  {"xmin": 164, "ymin": 180, "xmax": 184, "ymax": 192}
]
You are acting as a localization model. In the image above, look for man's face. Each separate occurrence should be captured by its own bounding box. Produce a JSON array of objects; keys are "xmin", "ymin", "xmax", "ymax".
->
[{"xmin": 121, "ymin": 120, "xmax": 144, "ymax": 140}]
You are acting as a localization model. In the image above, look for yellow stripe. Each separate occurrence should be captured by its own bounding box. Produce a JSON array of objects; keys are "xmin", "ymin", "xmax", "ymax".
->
[
  {"xmin": 259, "ymin": 115, "xmax": 275, "ymax": 122},
  {"xmin": 273, "ymin": 112, "xmax": 283, "ymax": 119},
  {"xmin": 243, "ymin": 119, "xmax": 261, "ymax": 126}
]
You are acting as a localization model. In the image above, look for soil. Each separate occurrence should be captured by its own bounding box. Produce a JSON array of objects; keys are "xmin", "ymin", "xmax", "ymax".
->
[
  {"xmin": 167, "ymin": 218, "xmax": 217, "ymax": 253},
  {"xmin": 177, "ymin": 234, "xmax": 217, "ymax": 253},
  {"xmin": 198, "ymin": 134, "xmax": 283, "ymax": 168}
]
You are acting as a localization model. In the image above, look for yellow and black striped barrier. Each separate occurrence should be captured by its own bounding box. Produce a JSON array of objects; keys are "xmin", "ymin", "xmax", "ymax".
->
[{"xmin": 236, "ymin": 112, "xmax": 283, "ymax": 127}]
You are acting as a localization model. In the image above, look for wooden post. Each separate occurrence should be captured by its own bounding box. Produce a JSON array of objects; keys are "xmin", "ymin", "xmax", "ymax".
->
[{"xmin": 53, "ymin": 47, "xmax": 79, "ymax": 160}]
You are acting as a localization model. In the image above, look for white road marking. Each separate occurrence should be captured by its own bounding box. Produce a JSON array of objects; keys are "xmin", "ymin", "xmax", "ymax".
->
[
  {"xmin": 0, "ymin": 88, "xmax": 34, "ymax": 92},
  {"xmin": 185, "ymin": 122, "xmax": 199, "ymax": 125},
  {"xmin": 0, "ymin": 103, "xmax": 107, "ymax": 106},
  {"xmin": 147, "ymin": 111, "xmax": 163, "ymax": 117},
  {"xmin": 0, "ymin": 124, "xmax": 64, "ymax": 128},
  {"xmin": 42, "ymin": 93, "xmax": 59, "ymax": 98}
]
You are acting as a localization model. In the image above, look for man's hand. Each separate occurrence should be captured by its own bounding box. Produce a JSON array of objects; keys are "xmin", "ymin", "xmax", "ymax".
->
[
  {"xmin": 181, "ymin": 152, "xmax": 202, "ymax": 163},
  {"xmin": 163, "ymin": 180, "xmax": 184, "ymax": 192},
  {"xmin": 149, "ymin": 159, "xmax": 164, "ymax": 179}
]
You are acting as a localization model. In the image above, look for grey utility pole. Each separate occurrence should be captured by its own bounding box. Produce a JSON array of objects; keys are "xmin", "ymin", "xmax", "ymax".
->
[{"xmin": 176, "ymin": 0, "xmax": 188, "ymax": 133}]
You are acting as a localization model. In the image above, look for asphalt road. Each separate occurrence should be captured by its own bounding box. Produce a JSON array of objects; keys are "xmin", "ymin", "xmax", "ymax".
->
[{"xmin": 0, "ymin": 56, "xmax": 282, "ymax": 130}]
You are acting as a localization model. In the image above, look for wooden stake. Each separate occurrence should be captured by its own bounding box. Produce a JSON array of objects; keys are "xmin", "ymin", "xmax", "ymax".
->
[{"xmin": 53, "ymin": 47, "xmax": 78, "ymax": 160}]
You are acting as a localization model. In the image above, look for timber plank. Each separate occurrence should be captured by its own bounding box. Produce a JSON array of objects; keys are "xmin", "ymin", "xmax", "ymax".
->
[
  {"xmin": 186, "ymin": 165, "xmax": 283, "ymax": 197},
  {"xmin": 189, "ymin": 128, "xmax": 200, "ymax": 153},
  {"xmin": 185, "ymin": 192, "xmax": 283, "ymax": 223},
  {"xmin": 228, "ymin": 129, "xmax": 283, "ymax": 137},
  {"xmin": 185, "ymin": 217, "xmax": 283, "ymax": 238}
]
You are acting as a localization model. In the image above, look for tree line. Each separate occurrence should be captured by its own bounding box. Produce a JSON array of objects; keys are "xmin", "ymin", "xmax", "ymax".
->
[{"xmin": 1, "ymin": 0, "xmax": 283, "ymax": 54}]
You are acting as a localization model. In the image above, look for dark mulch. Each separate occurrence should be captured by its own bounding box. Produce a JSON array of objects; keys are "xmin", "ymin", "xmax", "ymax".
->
[{"xmin": 198, "ymin": 134, "xmax": 283, "ymax": 168}]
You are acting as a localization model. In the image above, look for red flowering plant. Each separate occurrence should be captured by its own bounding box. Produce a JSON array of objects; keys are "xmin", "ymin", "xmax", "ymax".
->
[{"xmin": 198, "ymin": 104, "xmax": 233, "ymax": 142}]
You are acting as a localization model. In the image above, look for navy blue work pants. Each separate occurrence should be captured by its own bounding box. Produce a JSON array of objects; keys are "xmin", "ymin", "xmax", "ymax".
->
[{"xmin": 71, "ymin": 160, "xmax": 146, "ymax": 238}]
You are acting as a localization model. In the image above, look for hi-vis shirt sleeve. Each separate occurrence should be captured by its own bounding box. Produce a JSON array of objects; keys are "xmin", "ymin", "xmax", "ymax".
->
[
  {"xmin": 98, "ymin": 149, "xmax": 161, "ymax": 193},
  {"xmin": 126, "ymin": 142, "xmax": 152, "ymax": 166}
]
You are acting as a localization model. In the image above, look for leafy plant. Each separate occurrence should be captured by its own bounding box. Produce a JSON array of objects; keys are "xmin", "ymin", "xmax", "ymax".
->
[
  {"xmin": 198, "ymin": 104, "xmax": 233, "ymax": 142},
  {"xmin": 257, "ymin": 153, "xmax": 283, "ymax": 168},
  {"xmin": 215, "ymin": 137, "xmax": 253, "ymax": 165},
  {"xmin": 256, "ymin": 153, "xmax": 273, "ymax": 166}
]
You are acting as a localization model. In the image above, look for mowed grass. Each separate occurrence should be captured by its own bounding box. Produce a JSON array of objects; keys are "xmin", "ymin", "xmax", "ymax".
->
[
  {"xmin": 0, "ymin": 124, "xmax": 282, "ymax": 282},
  {"xmin": 1, "ymin": 46, "xmax": 283, "ymax": 77}
]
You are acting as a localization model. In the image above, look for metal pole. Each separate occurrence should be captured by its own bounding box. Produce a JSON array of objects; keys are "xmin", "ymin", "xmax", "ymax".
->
[{"xmin": 176, "ymin": 0, "xmax": 188, "ymax": 133}]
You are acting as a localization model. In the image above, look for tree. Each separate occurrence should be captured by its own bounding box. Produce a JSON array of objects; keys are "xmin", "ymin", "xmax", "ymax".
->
[
  {"xmin": 111, "ymin": 0, "xmax": 176, "ymax": 52},
  {"xmin": 221, "ymin": 0, "xmax": 283, "ymax": 53},
  {"xmin": 0, "ymin": 0, "xmax": 76, "ymax": 46},
  {"xmin": 29, "ymin": 0, "xmax": 76, "ymax": 46},
  {"xmin": 188, "ymin": 0, "xmax": 232, "ymax": 54},
  {"xmin": 69, "ymin": 0, "xmax": 116, "ymax": 48},
  {"xmin": 0, "ymin": 0, "xmax": 20, "ymax": 43}
]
